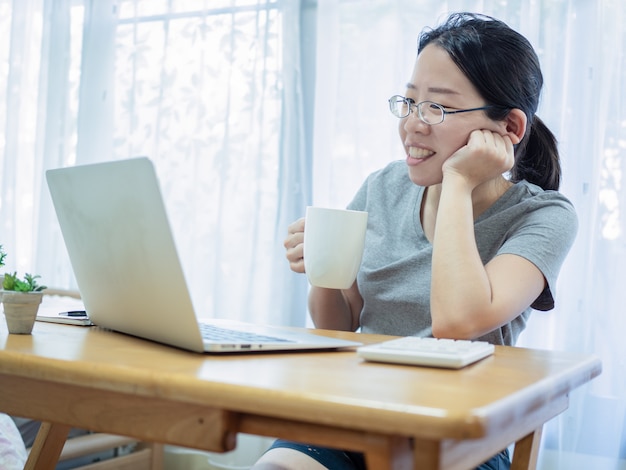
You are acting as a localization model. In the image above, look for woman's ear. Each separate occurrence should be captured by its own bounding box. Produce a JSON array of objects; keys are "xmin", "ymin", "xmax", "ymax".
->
[{"xmin": 503, "ymin": 109, "xmax": 527, "ymax": 144}]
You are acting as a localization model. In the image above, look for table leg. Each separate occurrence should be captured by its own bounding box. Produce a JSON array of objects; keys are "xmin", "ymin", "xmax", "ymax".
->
[
  {"xmin": 363, "ymin": 436, "xmax": 413, "ymax": 470},
  {"xmin": 25, "ymin": 422, "xmax": 72, "ymax": 470},
  {"xmin": 511, "ymin": 427, "xmax": 543, "ymax": 470}
]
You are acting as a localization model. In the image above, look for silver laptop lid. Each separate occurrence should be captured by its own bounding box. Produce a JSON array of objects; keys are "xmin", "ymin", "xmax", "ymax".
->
[{"xmin": 47, "ymin": 157, "xmax": 207, "ymax": 351}]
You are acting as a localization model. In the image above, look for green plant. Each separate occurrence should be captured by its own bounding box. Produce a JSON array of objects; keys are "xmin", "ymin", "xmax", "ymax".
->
[
  {"xmin": 3, "ymin": 272, "xmax": 47, "ymax": 292},
  {"xmin": 0, "ymin": 245, "xmax": 47, "ymax": 292},
  {"xmin": 0, "ymin": 245, "xmax": 6, "ymax": 268}
]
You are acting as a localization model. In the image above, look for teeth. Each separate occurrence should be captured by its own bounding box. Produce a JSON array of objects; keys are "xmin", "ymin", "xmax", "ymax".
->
[{"xmin": 409, "ymin": 147, "xmax": 434, "ymax": 159}]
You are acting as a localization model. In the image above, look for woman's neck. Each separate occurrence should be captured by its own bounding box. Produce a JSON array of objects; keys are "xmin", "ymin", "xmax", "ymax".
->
[
  {"xmin": 421, "ymin": 176, "xmax": 513, "ymax": 239},
  {"xmin": 471, "ymin": 176, "xmax": 513, "ymax": 218}
]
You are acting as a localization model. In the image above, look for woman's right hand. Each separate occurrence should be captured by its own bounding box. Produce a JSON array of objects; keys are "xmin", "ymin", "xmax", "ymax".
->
[
  {"xmin": 285, "ymin": 216, "xmax": 363, "ymax": 331},
  {"xmin": 284, "ymin": 217, "xmax": 306, "ymax": 273}
]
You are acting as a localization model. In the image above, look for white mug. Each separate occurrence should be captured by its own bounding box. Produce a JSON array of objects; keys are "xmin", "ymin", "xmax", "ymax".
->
[{"xmin": 303, "ymin": 207, "xmax": 368, "ymax": 289}]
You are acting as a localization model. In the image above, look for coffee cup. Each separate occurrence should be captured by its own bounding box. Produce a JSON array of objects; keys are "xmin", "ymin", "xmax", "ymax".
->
[{"xmin": 303, "ymin": 207, "xmax": 368, "ymax": 289}]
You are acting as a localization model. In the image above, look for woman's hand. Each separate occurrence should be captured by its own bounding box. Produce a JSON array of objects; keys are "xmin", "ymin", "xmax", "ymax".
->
[
  {"xmin": 284, "ymin": 217, "xmax": 306, "ymax": 273},
  {"xmin": 443, "ymin": 129, "xmax": 515, "ymax": 189}
]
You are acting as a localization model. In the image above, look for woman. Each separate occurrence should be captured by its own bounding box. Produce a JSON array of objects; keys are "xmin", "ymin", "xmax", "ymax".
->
[{"xmin": 254, "ymin": 12, "xmax": 577, "ymax": 470}]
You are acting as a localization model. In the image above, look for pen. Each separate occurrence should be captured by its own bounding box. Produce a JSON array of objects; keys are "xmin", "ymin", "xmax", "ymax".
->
[{"xmin": 59, "ymin": 310, "xmax": 88, "ymax": 317}]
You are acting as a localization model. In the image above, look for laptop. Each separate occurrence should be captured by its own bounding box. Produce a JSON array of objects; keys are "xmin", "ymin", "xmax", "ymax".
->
[{"xmin": 46, "ymin": 157, "xmax": 362, "ymax": 353}]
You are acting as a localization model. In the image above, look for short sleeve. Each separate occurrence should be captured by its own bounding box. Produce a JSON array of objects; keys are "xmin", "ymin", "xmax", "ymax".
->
[{"xmin": 498, "ymin": 192, "xmax": 578, "ymax": 310}]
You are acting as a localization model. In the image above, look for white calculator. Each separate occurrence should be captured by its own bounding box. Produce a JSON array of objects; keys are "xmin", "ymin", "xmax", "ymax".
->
[{"xmin": 357, "ymin": 336, "xmax": 495, "ymax": 369}]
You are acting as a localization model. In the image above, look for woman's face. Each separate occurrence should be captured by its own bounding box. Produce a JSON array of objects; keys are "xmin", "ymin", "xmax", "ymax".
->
[{"xmin": 400, "ymin": 44, "xmax": 503, "ymax": 186}]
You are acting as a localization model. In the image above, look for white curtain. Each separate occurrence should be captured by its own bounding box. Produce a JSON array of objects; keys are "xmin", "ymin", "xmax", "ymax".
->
[
  {"xmin": 2, "ymin": 0, "xmax": 625, "ymax": 467},
  {"xmin": 314, "ymin": 0, "xmax": 625, "ymax": 467},
  {"xmin": 1, "ymin": 0, "xmax": 309, "ymax": 326}
]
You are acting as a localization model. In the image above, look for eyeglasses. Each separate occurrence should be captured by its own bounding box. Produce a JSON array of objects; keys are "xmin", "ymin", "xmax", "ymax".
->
[{"xmin": 388, "ymin": 95, "xmax": 500, "ymax": 125}]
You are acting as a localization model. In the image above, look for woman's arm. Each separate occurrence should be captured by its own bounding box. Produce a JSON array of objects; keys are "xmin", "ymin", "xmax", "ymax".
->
[
  {"xmin": 308, "ymin": 284, "xmax": 362, "ymax": 331},
  {"xmin": 430, "ymin": 130, "xmax": 545, "ymax": 339}
]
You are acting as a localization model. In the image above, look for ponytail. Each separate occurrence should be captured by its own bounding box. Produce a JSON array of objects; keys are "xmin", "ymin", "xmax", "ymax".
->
[{"xmin": 510, "ymin": 116, "xmax": 561, "ymax": 191}]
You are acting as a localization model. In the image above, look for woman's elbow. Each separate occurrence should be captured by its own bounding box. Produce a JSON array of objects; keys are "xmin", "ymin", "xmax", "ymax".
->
[{"xmin": 431, "ymin": 315, "xmax": 482, "ymax": 340}]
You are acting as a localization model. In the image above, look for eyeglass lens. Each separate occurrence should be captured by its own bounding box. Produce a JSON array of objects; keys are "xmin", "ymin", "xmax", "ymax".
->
[
  {"xmin": 389, "ymin": 96, "xmax": 444, "ymax": 124},
  {"xmin": 390, "ymin": 97, "xmax": 410, "ymax": 117},
  {"xmin": 419, "ymin": 102, "xmax": 444, "ymax": 124}
]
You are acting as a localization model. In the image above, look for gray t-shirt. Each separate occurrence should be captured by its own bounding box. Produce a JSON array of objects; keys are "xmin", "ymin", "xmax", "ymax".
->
[{"xmin": 347, "ymin": 160, "xmax": 578, "ymax": 346}]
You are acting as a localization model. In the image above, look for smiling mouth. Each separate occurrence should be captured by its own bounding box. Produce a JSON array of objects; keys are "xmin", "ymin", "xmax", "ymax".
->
[{"xmin": 409, "ymin": 147, "xmax": 435, "ymax": 159}]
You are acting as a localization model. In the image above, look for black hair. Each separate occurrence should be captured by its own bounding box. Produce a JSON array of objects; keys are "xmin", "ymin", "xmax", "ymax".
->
[{"xmin": 418, "ymin": 12, "xmax": 561, "ymax": 190}]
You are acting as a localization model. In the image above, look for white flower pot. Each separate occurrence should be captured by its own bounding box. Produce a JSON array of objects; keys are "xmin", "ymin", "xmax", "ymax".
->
[{"xmin": 1, "ymin": 291, "xmax": 43, "ymax": 334}]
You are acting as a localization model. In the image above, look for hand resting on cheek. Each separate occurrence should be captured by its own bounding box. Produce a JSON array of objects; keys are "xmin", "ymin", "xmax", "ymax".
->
[{"xmin": 442, "ymin": 129, "xmax": 516, "ymax": 189}]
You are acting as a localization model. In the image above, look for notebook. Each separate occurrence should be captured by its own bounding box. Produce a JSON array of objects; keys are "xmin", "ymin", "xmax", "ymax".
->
[{"xmin": 46, "ymin": 157, "xmax": 362, "ymax": 353}]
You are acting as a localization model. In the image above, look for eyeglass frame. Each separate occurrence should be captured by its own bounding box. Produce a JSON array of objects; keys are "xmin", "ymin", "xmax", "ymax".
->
[{"xmin": 388, "ymin": 95, "xmax": 507, "ymax": 125}]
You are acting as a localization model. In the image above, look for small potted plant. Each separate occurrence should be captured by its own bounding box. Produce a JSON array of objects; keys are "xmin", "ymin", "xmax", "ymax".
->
[{"xmin": 1, "ymin": 245, "xmax": 47, "ymax": 334}]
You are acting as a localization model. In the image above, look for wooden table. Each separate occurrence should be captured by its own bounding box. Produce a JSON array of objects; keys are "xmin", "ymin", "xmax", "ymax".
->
[{"xmin": 0, "ymin": 321, "xmax": 601, "ymax": 470}]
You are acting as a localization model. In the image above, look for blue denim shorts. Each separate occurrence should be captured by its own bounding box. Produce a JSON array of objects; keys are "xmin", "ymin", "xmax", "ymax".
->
[{"xmin": 267, "ymin": 439, "xmax": 510, "ymax": 470}]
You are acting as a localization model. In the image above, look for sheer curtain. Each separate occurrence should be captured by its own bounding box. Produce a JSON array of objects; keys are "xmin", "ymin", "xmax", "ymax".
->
[
  {"xmin": 1, "ymin": 0, "xmax": 309, "ymax": 326},
  {"xmin": 2, "ymin": 0, "xmax": 625, "ymax": 467},
  {"xmin": 314, "ymin": 0, "xmax": 625, "ymax": 468}
]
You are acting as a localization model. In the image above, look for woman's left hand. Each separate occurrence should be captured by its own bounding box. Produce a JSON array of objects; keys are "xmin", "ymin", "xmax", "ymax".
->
[{"xmin": 442, "ymin": 129, "xmax": 515, "ymax": 189}]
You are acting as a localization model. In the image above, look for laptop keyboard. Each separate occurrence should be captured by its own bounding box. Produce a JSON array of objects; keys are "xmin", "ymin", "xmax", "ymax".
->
[{"xmin": 199, "ymin": 323, "xmax": 293, "ymax": 343}]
